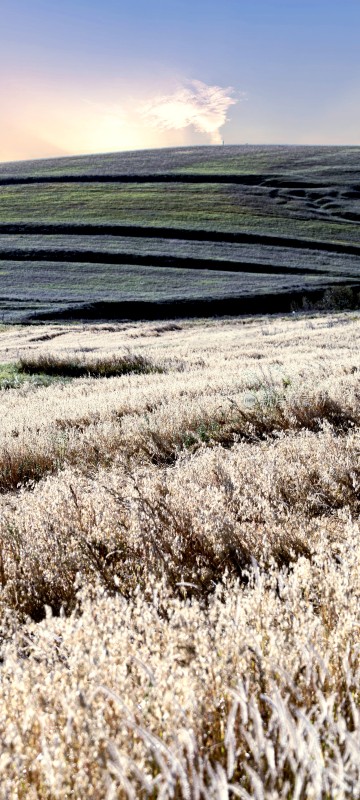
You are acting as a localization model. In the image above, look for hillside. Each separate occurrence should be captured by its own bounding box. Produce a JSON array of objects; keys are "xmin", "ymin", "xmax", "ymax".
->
[
  {"xmin": 0, "ymin": 145, "xmax": 360, "ymax": 795},
  {"xmin": 0, "ymin": 144, "xmax": 359, "ymax": 321}
]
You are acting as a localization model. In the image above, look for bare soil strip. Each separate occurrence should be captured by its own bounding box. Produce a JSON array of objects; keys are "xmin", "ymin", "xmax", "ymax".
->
[
  {"xmin": 1, "ymin": 222, "xmax": 359, "ymax": 257},
  {"xmin": 0, "ymin": 172, "xmax": 322, "ymax": 186},
  {"xmin": 1, "ymin": 173, "xmax": 356, "ymax": 190},
  {"xmin": 28, "ymin": 286, "xmax": 360, "ymax": 321},
  {"xmin": 0, "ymin": 248, "xmax": 332, "ymax": 275}
]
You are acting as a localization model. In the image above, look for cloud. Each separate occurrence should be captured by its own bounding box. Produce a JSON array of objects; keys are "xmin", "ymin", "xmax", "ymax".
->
[{"xmin": 140, "ymin": 79, "xmax": 238, "ymax": 144}]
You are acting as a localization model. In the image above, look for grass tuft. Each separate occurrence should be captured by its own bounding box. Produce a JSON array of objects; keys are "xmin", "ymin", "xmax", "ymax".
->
[
  {"xmin": 0, "ymin": 362, "xmax": 61, "ymax": 390},
  {"xmin": 18, "ymin": 352, "xmax": 163, "ymax": 379}
]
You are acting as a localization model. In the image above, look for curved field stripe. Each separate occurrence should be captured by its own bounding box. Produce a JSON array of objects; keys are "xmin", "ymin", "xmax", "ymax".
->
[
  {"xmin": 0, "ymin": 223, "xmax": 359, "ymax": 258},
  {"xmin": 0, "ymin": 248, "xmax": 331, "ymax": 276},
  {"xmin": 28, "ymin": 283, "xmax": 360, "ymax": 322},
  {"xmin": 0, "ymin": 173, "xmax": 326, "ymax": 188}
]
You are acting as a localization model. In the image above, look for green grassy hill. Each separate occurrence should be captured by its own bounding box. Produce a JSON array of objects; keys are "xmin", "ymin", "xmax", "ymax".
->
[{"xmin": 0, "ymin": 145, "xmax": 359, "ymax": 321}]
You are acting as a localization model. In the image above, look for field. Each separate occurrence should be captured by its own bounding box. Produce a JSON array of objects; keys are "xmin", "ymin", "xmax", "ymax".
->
[
  {"xmin": 0, "ymin": 144, "xmax": 359, "ymax": 321},
  {"xmin": 0, "ymin": 145, "xmax": 359, "ymax": 797},
  {"xmin": 0, "ymin": 311, "xmax": 360, "ymax": 797}
]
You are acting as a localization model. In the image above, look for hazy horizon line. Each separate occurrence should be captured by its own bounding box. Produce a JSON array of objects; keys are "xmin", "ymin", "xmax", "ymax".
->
[{"xmin": 1, "ymin": 140, "xmax": 360, "ymax": 167}]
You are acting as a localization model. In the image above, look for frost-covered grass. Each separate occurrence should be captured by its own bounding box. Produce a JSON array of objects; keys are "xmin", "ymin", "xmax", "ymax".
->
[{"xmin": 0, "ymin": 311, "xmax": 359, "ymax": 797}]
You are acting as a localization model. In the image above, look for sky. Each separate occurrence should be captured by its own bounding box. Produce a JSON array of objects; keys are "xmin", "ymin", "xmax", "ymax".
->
[{"xmin": 1, "ymin": 0, "xmax": 360, "ymax": 162}]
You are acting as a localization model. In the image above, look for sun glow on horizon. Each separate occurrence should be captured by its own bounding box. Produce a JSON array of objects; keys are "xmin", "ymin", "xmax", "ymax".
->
[
  {"xmin": 0, "ymin": 78, "xmax": 241, "ymax": 163},
  {"xmin": 1, "ymin": 0, "xmax": 360, "ymax": 163}
]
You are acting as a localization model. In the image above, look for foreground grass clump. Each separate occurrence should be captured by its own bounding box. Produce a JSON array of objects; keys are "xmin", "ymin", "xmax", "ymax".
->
[
  {"xmin": 19, "ymin": 351, "xmax": 162, "ymax": 378},
  {"xmin": 1, "ymin": 559, "xmax": 360, "ymax": 798},
  {"xmin": 0, "ymin": 423, "xmax": 357, "ymax": 619},
  {"xmin": 0, "ymin": 361, "xmax": 62, "ymax": 390},
  {"xmin": 0, "ymin": 312, "xmax": 359, "ymax": 796}
]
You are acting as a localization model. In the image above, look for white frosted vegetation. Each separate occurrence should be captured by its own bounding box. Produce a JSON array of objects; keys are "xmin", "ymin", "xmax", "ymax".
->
[{"xmin": 0, "ymin": 311, "xmax": 359, "ymax": 797}]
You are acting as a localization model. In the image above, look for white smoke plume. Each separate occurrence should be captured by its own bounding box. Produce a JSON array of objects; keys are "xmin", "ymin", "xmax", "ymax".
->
[{"xmin": 141, "ymin": 79, "xmax": 238, "ymax": 144}]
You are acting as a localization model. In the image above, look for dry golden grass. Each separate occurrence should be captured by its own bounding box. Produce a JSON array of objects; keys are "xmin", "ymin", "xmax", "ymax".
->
[{"xmin": 0, "ymin": 310, "xmax": 359, "ymax": 797}]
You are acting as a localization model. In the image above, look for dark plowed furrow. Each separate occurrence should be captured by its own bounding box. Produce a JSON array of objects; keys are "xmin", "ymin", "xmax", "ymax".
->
[
  {"xmin": 0, "ymin": 173, "xmax": 325, "ymax": 187},
  {"xmin": 0, "ymin": 248, "xmax": 331, "ymax": 276},
  {"xmin": 261, "ymin": 178, "xmax": 333, "ymax": 189},
  {"xmin": 0, "ymin": 173, "xmax": 269, "ymax": 186},
  {"xmin": 341, "ymin": 188, "xmax": 360, "ymax": 199},
  {"xmin": 28, "ymin": 284, "xmax": 360, "ymax": 322},
  {"xmin": 0, "ymin": 223, "xmax": 359, "ymax": 258},
  {"xmin": 337, "ymin": 212, "xmax": 360, "ymax": 222}
]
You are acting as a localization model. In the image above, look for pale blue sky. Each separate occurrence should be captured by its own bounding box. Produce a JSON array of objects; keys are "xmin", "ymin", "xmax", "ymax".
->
[{"xmin": 1, "ymin": 0, "xmax": 359, "ymax": 160}]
